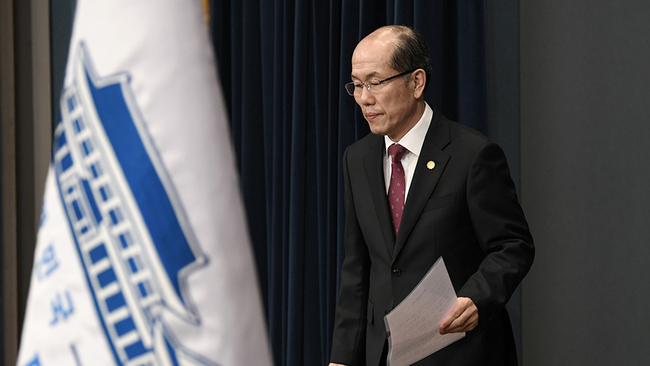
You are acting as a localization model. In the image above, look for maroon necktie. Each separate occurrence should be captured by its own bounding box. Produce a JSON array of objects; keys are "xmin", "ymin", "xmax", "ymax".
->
[{"xmin": 388, "ymin": 144, "xmax": 407, "ymax": 236}]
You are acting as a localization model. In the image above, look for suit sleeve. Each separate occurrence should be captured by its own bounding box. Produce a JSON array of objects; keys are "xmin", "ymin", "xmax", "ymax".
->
[
  {"xmin": 329, "ymin": 148, "xmax": 370, "ymax": 365},
  {"xmin": 457, "ymin": 141, "xmax": 535, "ymax": 322}
]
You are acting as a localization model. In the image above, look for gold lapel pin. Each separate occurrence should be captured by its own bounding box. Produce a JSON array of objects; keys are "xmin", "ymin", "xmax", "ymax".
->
[{"xmin": 427, "ymin": 161, "xmax": 435, "ymax": 170}]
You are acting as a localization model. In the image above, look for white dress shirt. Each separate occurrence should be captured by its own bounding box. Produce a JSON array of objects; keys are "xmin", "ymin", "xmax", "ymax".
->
[{"xmin": 383, "ymin": 102, "xmax": 433, "ymax": 202}]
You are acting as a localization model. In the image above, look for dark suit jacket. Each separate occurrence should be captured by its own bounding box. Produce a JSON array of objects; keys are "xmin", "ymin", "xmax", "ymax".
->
[{"xmin": 330, "ymin": 108, "xmax": 535, "ymax": 366}]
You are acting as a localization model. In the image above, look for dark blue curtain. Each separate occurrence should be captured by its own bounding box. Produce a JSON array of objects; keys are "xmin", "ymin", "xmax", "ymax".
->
[{"xmin": 209, "ymin": 1, "xmax": 487, "ymax": 365}]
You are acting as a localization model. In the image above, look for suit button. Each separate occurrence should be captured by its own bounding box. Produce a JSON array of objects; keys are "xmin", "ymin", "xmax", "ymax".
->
[{"xmin": 392, "ymin": 268, "xmax": 401, "ymax": 276}]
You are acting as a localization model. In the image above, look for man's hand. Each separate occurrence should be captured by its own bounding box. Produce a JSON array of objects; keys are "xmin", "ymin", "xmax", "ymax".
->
[
  {"xmin": 439, "ymin": 297, "xmax": 478, "ymax": 335},
  {"xmin": 328, "ymin": 364, "xmax": 347, "ymax": 366}
]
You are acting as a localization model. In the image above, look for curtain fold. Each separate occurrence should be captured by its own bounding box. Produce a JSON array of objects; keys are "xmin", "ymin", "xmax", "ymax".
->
[{"xmin": 210, "ymin": 1, "xmax": 488, "ymax": 364}]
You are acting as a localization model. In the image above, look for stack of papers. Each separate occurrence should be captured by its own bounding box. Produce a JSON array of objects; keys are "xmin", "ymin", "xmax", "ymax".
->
[{"xmin": 383, "ymin": 257, "xmax": 465, "ymax": 366}]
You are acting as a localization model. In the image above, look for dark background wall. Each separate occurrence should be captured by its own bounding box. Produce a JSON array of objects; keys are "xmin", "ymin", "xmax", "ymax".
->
[
  {"xmin": 485, "ymin": 1, "xmax": 523, "ymax": 363},
  {"xmin": 520, "ymin": 1, "xmax": 650, "ymax": 364},
  {"xmin": 1, "ymin": 1, "xmax": 53, "ymax": 364}
]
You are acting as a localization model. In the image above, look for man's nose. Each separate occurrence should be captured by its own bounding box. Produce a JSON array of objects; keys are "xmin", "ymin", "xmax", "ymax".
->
[{"xmin": 356, "ymin": 86, "xmax": 374, "ymax": 105}]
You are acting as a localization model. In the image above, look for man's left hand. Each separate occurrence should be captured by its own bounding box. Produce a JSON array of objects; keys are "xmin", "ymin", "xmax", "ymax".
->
[{"xmin": 439, "ymin": 297, "xmax": 478, "ymax": 335}]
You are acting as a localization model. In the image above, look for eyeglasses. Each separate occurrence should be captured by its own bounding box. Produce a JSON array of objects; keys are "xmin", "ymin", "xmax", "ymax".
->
[{"xmin": 344, "ymin": 69, "xmax": 415, "ymax": 96}]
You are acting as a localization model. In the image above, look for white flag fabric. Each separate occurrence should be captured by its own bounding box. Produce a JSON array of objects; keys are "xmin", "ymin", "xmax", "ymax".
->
[{"xmin": 16, "ymin": 1, "xmax": 273, "ymax": 365}]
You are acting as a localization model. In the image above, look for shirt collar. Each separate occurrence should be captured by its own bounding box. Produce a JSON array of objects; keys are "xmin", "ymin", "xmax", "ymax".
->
[{"xmin": 384, "ymin": 102, "xmax": 433, "ymax": 158}]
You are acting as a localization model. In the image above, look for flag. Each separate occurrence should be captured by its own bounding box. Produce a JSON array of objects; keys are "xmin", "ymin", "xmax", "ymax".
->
[{"xmin": 16, "ymin": 1, "xmax": 273, "ymax": 365}]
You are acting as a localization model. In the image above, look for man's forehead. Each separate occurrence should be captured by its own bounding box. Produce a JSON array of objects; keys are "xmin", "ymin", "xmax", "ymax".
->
[
  {"xmin": 351, "ymin": 39, "xmax": 395, "ymax": 79},
  {"xmin": 354, "ymin": 35, "xmax": 394, "ymax": 58},
  {"xmin": 350, "ymin": 63, "xmax": 397, "ymax": 81}
]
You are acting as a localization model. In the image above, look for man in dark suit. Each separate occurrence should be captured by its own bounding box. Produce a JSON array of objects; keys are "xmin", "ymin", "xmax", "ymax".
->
[{"xmin": 329, "ymin": 25, "xmax": 535, "ymax": 366}]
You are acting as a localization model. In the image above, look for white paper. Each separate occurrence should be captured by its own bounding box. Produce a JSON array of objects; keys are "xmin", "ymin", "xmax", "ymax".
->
[{"xmin": 383, "ymin": 257, "xmax": 465, "ymax": 366}]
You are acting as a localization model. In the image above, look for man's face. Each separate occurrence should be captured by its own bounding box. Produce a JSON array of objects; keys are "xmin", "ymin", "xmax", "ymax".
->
[{"xmin": 350, "ymin": 36, "xmax": 420, "ymax": 141}]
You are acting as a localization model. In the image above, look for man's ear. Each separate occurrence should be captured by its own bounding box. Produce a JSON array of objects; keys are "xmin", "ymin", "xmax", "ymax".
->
[{"xmin": 412, "ymin": 69, "xmax": 426, "ymax": 99}]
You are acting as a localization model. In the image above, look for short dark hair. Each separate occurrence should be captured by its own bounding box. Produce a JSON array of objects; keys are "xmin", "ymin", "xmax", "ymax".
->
[{"xmin": 386, "ymin": 25, "xmax": 433, "ymax": 91}]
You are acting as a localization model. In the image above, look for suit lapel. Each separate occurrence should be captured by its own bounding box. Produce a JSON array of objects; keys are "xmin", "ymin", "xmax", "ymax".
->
[
  {"xmin": 393, "ymin": 110, "xmax": 451, "ymax": 258},
  {"xmin": 363, "ymin": 137, "xmax": 396, "ymax": 257}
]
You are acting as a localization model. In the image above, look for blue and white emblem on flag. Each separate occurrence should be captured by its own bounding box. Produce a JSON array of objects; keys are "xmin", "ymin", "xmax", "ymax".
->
[
  {"xmin": 53, "ymin": 43, "xmax": 213, "ymax": 365},
  {"xmin": 17, "ymin": 1, "xmax": 273, "ymax": 366}
]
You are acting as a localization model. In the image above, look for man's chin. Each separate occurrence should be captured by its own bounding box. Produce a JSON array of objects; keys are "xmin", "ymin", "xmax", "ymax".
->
[{"xmin": 368, "ymin": 124, "xmax": 387, "ymax": 136}]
